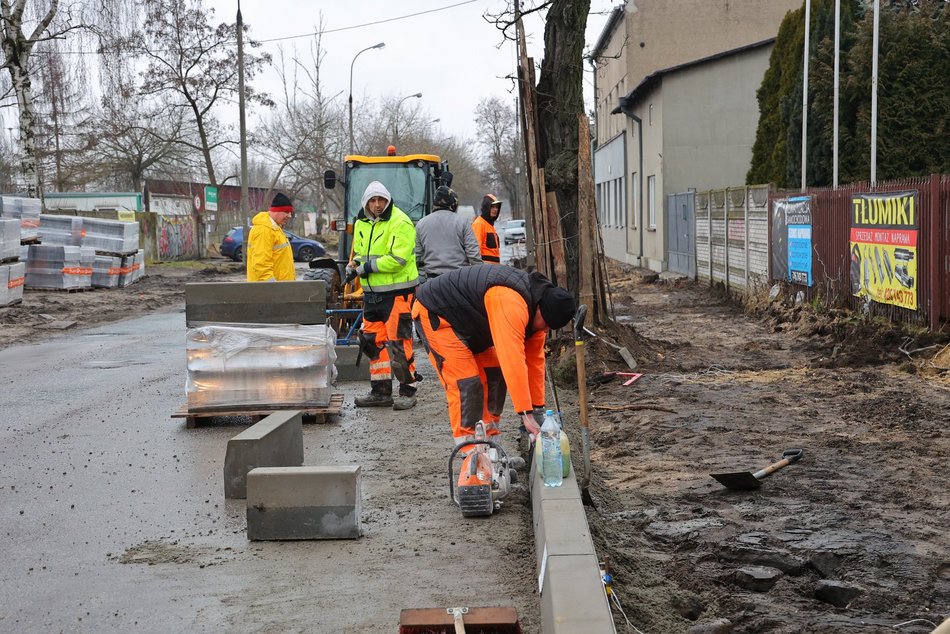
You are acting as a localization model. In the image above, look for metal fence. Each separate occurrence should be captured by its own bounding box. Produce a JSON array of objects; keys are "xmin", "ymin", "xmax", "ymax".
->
[
  {"xmin": 772, "ymin": 174, "xmax": 950, "ymax": 330},
  {"xmin": 696, "ymin": 184, "xmax": 772, "ymax": 293}
]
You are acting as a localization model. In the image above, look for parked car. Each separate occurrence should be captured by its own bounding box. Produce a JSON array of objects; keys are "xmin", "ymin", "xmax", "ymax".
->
[
  {"xmin": 220, "ymin": 226, "xmax": 326, "ymax": 262},
  {"xmin": 503, "ymin": 219, "xmax": 526, "ymax": 245}
]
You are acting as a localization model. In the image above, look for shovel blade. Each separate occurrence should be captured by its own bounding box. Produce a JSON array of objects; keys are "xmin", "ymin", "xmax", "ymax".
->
[{"xmin": 711, "ymin": 471, "xmax": 762, "ymax": 490}]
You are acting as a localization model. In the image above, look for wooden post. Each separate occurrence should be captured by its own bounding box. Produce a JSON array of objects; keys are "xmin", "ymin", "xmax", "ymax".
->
[
  {"xmin": 929, "ymin": 173, "xmax": 941, "ymax": 331},
  {"xmin": 576, "ymin": 115, "xmax": 595, "ymax": 316},
  {"xmin": 515, "ymin": 9, "xmax": 543, "ymax": 271},
  {"xmin": 545, "ymin": 191, "xmax": 567, "ymax": 285}
]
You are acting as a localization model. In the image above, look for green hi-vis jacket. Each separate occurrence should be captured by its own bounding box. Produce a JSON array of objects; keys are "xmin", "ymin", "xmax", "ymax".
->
[{"xmin": 352, "ymin": 202, "xmax": 419, "ymax": 293}]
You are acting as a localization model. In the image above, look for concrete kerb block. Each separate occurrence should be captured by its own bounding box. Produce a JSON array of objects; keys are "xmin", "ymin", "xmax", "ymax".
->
[
  {"xmin": 334, "ymin": 344, "xmax": 369, "ymax": 381},
  {"xmin": 224, "ymin": 410, "xmax": 304, "ymax": 499},
  {"xmin": 540, "ymin": 554, "xmax": 615, "ymax": 633},
  {"xmin": 531, "ymin": 459, "xmax": 614, "ymax": 632},
  {"xmin": 246, "ymin": 465, "xmax": 362, "ymax": 541}
]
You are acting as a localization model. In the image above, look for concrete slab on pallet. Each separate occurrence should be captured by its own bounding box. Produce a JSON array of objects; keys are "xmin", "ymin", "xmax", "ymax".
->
[
  {"xmin": 224, "ymin": 410, "xmax": 303, "ymax": 499},
  {"xmin": 246, "ymin": 465, "xmax": 362, "ymax": 540},
  {"xmin": 185, "ymin": 280, "xmax": 327, "ymax": 326},
  {"xmin": 334, "ymin": 344, "xmax": 369, "ymax": 381}
]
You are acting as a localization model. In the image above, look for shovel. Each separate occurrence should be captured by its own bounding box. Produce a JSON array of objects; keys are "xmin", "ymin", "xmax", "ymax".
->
[
  {"xmin": 711, "ymin": 448, "xmax": 804, "ymax": 490},
  {"xmin": 573, "ymin": 305, "xmax": 595, "ymax": 507}
]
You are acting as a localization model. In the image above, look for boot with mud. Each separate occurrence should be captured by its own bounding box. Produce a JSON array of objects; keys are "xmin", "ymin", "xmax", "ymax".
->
[
  {"xmin": 355, "ymin": 380, "xmax": 393, "ymax": 408},
  {"xmin": 393, "ymin": 384, "xmax": 417, "ymax": 411}
]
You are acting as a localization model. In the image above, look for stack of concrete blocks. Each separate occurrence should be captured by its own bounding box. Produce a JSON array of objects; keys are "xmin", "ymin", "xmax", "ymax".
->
[
  {"xmin": 38, "ymin": 214, "xmax": 84, "ymax": 247},
  {"xmin": 0, "ymin": 260, "xmax": 25, "ymax": 306},
  {"xmin": 117, "ymin": 249, "xmax": 145, "ymax": 287},
  {"xmin": 0, "ymin": 196, "xmax": 40, "ymax": 242},
  {"xmin": 81, "ymin": 217, "xmax": 139, "ymax": 254},
  {"xmin": 185, "ymin": 323, "xmax": 337, "ymax": 411},
  {"xmin": 221, "ymin": 410, "xmax": 362, "ymax": 541},
  {"xmin": 92, "ymin": 254, "xmax": 123, "ymax": 288},
  {"xmin": 0, "ymin": 218, "xmax": 19, "ymax": 260},
  {"xmin": 24, "ymin": 244, "xmax": 92, "ymax": 290}
]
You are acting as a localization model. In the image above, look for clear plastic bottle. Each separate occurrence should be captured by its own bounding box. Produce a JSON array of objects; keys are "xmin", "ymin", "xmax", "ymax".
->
[{"xmin": 541, "ymin": 409, "xmax": 563, "ymax": 487}]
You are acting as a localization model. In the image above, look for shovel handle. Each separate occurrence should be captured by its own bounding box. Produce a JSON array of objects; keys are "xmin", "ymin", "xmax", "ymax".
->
[{"xmin": 752, "ymin": 448, "xmax": 803, "ymax": 480}]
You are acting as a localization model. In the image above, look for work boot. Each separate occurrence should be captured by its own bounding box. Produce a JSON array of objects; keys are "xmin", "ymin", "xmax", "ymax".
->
[
  {"xmin": 355, "ymin": 392, "xmax": 394, "ymax": 407},
  {"xmin": 392, "ymin": 394, "xmax": 417, "ymax": 410},
  {"xmin": 355, "ymin": 380, "xmax": 393, "ymax": 407}
]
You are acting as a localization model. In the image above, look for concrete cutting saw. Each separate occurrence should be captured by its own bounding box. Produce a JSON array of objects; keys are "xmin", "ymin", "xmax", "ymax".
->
[{"xmin": 448, "ymin": 422, "xmax": 525, "ymax": 517}]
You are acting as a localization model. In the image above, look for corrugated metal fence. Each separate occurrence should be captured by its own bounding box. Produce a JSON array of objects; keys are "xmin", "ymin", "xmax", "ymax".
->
[{"xmin": 773, "ymin": 174, "xmax": 949, "ymax": 330}]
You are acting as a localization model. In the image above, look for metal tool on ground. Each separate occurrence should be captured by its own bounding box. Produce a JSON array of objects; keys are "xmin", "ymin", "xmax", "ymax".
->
[
  {"xmin": 582, "ymin": 326, "xmax": 637, "ymax": 370},
  {"xmin": 448, "ymin": 422, "xmax": 525, "ymax": 517},
  {"xmin": 398, "ymin": 605, "xmax": 522, "ymax": 633},
  {"xmin": 711, "ymin": 448, "xmax": 804, "ymax": 490},
  {"xmin": 573, "ymin": 305, "xmax": 595, "ymax": 507}
]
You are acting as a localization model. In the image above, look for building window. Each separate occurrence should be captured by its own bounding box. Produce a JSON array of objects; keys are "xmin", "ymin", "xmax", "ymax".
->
[
  {"xmin": 647, "ymin": 175, "xmax": 656, "ymax": 229},
  {"xmin": 630, "ymin": 173, "xmax": 637, "ymax": 229},
  {"xmin": 649, "ymin": 103, "xmax": 654, "ymax": 126},
  {"xmin": 596, "ymin": 183, "xmax": 603, "ymax": 225}
]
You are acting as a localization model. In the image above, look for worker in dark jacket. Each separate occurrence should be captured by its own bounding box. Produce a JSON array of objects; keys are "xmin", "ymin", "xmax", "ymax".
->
[
  {"xmin": 471, "ymin": 194, "xmax": 502, "ymax": 263},
  {"xmin": 412, "ymin": 265, "xmax": 576, "ymax": 446},
  {"xmin": 414, "ymin": 186, "xmax": 481, "ymax": 282}
]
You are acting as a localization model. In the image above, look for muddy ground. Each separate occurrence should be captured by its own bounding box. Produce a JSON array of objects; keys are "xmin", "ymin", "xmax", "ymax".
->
[
  {"xmin": 549, "ymin": 263, "xmax": 950, "ymax": 633},
  {"xmin": 2, "ymin": 259, "xmax": 949, "ymax": 633}
]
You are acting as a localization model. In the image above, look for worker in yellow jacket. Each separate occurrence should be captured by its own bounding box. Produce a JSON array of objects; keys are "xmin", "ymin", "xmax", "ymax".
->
[{"xmin": 246, "ymin": 193, "xmax": 296, "ymax": 282}]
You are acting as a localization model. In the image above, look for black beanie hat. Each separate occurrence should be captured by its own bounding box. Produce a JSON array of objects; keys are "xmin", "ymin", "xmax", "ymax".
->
[
  {"xmin": 270, "ymin": 192, "xmax": 293, "ymax": 212},
  {"xmin": 538, "ymin": 286, "xmax": 576, "ymax": 330},
  {"xmin": 434, "ymin": 186, "xmax": 459, "ymax": 211}
]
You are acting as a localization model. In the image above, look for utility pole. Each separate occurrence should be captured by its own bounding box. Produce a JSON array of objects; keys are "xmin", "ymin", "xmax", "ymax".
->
[{"xmin": 237, "ymin": 1, "xmax": 250, "ymax": 225}]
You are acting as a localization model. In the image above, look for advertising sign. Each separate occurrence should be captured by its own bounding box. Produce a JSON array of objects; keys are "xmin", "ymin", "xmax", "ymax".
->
[
  {"xmin": 849, "ymin": 191, "xmax": 918, "ymax": 310},
  {"xmin": 771, "ymin": 196, "xmax": 812, "ymax": 286}
]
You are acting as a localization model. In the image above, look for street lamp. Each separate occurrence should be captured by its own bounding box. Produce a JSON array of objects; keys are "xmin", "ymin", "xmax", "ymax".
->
[
  {"xmin": 394, "ymin": 92, "xmax": 422, "ymax": 146},
  {"xmin": 349, "ymin": 41, "xmax": 385, "ymax": 155}
]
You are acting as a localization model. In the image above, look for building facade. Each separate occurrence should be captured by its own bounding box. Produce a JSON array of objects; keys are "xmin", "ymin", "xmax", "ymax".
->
[{"xmin": 591, "ymin": 0, "xmax": 799, "ymax": 271}]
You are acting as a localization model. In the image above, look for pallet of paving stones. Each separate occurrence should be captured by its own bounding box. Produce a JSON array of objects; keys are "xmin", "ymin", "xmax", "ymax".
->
[
  {"xmin": 171, "ymin": 393, "xmax": 344, "ymax": 428},
  {"xmin": 25, "ymin": 285, "xmax": 94, "ymax": 293}
]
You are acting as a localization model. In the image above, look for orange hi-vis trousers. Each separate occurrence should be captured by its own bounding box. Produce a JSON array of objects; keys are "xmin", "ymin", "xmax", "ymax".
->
[
  {"xmin": 412, "ymin": 302, "xmax": 507, "ymax": 443},
  {"xmin": 360, "ymin": 292, "xmax": 417, "ymax": 390}
]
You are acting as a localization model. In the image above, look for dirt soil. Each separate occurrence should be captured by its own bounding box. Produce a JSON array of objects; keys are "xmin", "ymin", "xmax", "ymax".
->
[
  {"xmin": 551, "ymin": 262, "xmax": 950, "ymax": 633},
  {"xmin": 4, "ymin": 258, "xmax": 949, "ymax": 633}
]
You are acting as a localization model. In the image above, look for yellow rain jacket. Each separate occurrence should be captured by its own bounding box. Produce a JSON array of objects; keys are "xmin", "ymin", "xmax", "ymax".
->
[{"xmin": 246, "ymin": 211, "xmax": 295, "ymax": 281}]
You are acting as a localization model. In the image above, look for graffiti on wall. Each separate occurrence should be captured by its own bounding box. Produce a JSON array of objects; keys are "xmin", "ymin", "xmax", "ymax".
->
[{"xmin": 158, "ymin": 214, "xmax": 198, "ymax": 260}]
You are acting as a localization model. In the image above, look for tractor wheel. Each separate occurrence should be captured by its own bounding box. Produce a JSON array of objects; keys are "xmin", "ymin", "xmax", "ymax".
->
[{"xmin": 301, "ymin": 266, "xmax": 341, "ymax": 305}]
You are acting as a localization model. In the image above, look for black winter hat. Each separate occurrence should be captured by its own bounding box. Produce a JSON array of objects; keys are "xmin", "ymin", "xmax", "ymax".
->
[
  {"xmin": 433, "ymin": 186, "xmax": 459, "ymax": 211},
  {"xmin": 270, "ymin": 192, "xmax": 294, "ymax": 212},
  {"xmin": 538, "ymin": 286, "xmax": 576, "ymax": 330}
]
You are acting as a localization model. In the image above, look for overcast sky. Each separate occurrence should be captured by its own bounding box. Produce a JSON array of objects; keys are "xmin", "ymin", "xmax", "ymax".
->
[{"xmin": 205, "ymin": 0, "xmax": 619, "ymax": 142}]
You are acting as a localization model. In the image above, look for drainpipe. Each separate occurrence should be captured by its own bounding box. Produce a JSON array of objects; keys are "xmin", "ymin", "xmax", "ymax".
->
[{"xmin": 629, "ymin": 112, "xmax": 644, "ymax": 265}]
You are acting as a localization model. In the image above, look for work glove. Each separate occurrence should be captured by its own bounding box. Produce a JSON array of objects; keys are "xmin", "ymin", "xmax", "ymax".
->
[{"xmin": 344, "ymin": 267, "xmax": 358, "ymax": 284}]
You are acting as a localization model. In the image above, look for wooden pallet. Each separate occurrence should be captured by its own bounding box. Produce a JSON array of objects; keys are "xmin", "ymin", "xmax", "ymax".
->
[{"xmin": 171, "ymin": 393, "xmax": 344, "ymax": 428}]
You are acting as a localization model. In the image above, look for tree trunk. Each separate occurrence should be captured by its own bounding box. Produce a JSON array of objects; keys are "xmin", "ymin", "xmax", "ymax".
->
[
  {"xmin": 11, "ymin": 64, "xmax": 40, "ymax": 198},
  {"xmin": 535, "ymin": 0, "xmax": 590, "ymax": 294}
]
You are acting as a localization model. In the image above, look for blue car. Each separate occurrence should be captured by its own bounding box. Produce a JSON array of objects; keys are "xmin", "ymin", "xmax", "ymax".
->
[{"xmin": 220, "ymin": 226, "xmax": 326, "ymax": 262}]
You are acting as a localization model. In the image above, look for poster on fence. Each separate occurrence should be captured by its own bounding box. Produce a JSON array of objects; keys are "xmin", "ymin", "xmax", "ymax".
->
[
  {"xmin": 771, "ymin": 196, "xmax": 813, "ymax": 286},
  {"xmin": 849, "ymin": 191, "xmax": 918, "ymax": 310}
]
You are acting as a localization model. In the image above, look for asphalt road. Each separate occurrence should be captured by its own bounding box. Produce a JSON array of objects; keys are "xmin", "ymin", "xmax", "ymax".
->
[{"xmin": 0, "ymin": 308, "xmax": 540, "ymax": 633}]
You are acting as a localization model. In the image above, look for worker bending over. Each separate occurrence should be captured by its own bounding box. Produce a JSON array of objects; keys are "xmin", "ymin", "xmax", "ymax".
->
[
  {"xmin": 347, "ymin": 181, "xmax": 420, "ymax": 410},
  {"xmin": 413, "ymin": 264, "xmax": 576, "ymax": 446}
]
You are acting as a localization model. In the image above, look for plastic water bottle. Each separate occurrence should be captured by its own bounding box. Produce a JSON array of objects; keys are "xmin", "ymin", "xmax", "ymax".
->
[{"xmin": 541, "ymin": 409, "xmax": 563, "ymax": 487}]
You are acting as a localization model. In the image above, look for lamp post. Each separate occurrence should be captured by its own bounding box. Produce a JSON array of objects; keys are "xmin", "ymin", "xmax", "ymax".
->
[
  {"xmin": 349, "ymin": 42, "xmax": 385, "ymax": 155},
  {"xmin": 394, "ymin": 92, "xmax": 422, "ymax": 146}
]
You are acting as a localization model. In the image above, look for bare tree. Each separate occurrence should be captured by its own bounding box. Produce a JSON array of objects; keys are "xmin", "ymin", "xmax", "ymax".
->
[
  {"xmin": 128, "ymin": 0, "xmax": 272, "ymax": 186},
  {"xmin": 0, "ymin": 0, "xmax": 84, "ymax": 197},
  {"xmin": 475, "ymin": 95, "xmax": 526, "ymax": 212}
]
